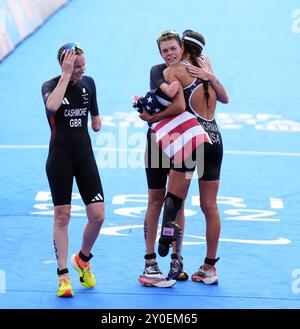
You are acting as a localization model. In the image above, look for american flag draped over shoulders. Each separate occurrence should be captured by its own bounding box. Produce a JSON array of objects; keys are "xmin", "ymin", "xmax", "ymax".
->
[
  {"xmin": 135, "ymin": 88, "xmax": 172, "ymax": 115},
  {"xmin": 133, "ymin": 89, "xmax": 211, "ymax": 164}
]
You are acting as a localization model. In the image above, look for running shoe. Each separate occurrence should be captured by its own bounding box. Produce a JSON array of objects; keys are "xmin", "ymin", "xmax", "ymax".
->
[
  {"xmin": 138, "ymin": 260, "xmax": 167, "ymax": 286},
  {"xmin": 71, "ymin": 253, "xmax": 96, "ymax": 288},
  {"xmin": 56, "ymin": 275, "xmax": 74, "ymax": 297},
  {"xmin": 168, "ymin": 257, "xmax": 189, "ymax": 280},
  {"xmin": 191, "ymin": 265, "xmax": 218, "ymax": 285}
]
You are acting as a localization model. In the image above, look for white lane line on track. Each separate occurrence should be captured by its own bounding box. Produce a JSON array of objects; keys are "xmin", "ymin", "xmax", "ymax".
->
[{"xmin": 269, "ymin": 197, "xmax": 284, "ymax": 209}]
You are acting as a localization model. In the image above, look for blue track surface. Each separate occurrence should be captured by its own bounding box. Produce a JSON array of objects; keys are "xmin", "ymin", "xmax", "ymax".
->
[{"xmin": 1, "ymin": 0, "xmax": 300, "ymax": 309}]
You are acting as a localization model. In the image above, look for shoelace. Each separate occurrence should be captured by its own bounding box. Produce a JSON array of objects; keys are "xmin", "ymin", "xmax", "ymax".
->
[
  {"xmin": 82, "ymin": 265, "xmax": 92, "ymax": 276},
  {"xmin": 169, "ymin": 260, "xmax": 182, "ymax": 274},
  {"xmin": 198, "ymin": 266, "xmax": 215, "ymax": 276},
  {"xmin": 146, "ymin": 262, "xmax": 162, "ymax": 274},
  {"xmin": 60, "ymin": 276, "xmax": 70, "ymax": 286}
]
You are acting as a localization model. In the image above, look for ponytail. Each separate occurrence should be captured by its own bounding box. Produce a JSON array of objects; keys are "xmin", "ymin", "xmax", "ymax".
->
[{"xmin": 183, "ymin": 31, "xmax": 209, "ymax": 108}]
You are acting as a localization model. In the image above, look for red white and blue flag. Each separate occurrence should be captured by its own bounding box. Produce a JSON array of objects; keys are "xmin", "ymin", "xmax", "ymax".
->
[{"xmin": 150, "ymin": 111, "xmax": 212, "ymax": 163}]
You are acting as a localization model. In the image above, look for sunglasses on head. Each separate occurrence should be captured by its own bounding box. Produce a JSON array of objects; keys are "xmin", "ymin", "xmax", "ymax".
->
[{"xmin": 59, "ymin": 42, "xmax": 82, "ymax": 63}]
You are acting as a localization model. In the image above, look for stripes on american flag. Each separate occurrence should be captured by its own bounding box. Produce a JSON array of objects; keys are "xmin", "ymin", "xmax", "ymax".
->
[{"xmin": 150, "ymin": 111, "xmax": 212, "ymax": 163}]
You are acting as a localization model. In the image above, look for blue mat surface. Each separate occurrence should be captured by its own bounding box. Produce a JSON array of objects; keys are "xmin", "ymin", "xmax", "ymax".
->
[{"xmin": 1, "ymin": 0, "xmax": 300, "ymax": 309}]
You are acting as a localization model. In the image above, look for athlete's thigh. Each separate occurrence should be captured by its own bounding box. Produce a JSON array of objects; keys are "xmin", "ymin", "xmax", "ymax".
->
[
  {"xmin": 198, "ymin": 179, "xmax": 220, "ymax": 205},
  {"xmin": 199, "ymin": 138, "xmax": 223, "ymax": 181},
  {"xmin": 46, "ymin": 150, "xmax": 74, "ymax": 206},
  {"xmin": 167, "ymin": 169, "xmax": 192, "ymax": 200},
  {"xmin": 145, "ymin": 129, "xmax": 170, "ymax": 189},
  {"xmin": 145, "ymin": 167, "xmax": 169, "ymax": 189},
  {"xmin": 75, "ymin": 153, "xmax": 104, "ymax": 205}
]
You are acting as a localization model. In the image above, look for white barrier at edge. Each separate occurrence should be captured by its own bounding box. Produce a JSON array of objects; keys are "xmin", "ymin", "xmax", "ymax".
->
[{"xmin": 0, "ymin": 0, "xmax": 69, "ymax": 61}]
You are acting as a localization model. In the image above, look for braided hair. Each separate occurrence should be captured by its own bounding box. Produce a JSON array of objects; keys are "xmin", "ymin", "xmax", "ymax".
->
[{"xmin": 182, "ymin": 31, "xmax": 209, "ymax": 108}]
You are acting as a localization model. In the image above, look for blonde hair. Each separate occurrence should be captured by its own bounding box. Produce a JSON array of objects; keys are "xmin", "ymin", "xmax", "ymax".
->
[{"xmin": 156, "ymin": 30, "xmax": 182, "ymax": 50}]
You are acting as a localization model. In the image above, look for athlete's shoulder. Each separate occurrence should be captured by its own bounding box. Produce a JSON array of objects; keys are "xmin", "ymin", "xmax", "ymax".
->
[
  {"xmin": 199, "ymin": 54, "xmax": 213, "ymax": 72},
  {"xmin": 150, "ymin": 63, "xmax": 167, "ymax": 72},
  {"xmin": 81, "ymin": 75, "xmax": 95, "ymax": 84},
  {"xmin": 43, "ymin": 76, "xmax": 60, "ymax": 85},
  {"xmin": 165, "ymin": 62, "xmax": 182, "ymax": 73},
  {"xmin": 41, "ymin": 76, "xmax": 60, "ymax": 96},
  {"xmin": 171, "ymin": 62, "xmax": 183, "ymax": 69},
  {"xmin": 81, "ymin": 75, "xmax": 96, "ymax": 88},
  {"xmin": 42, "ymin": 76, "xmax": 60, "ymax": 89}
]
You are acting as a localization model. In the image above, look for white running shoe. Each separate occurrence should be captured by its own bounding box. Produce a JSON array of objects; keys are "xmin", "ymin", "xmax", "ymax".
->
[
  {"xmin": 191, "ymin": 265, "xmax": 218, "ymax": 285},
  {"xmin": 138, "ymin": 261, "xmax": 175, "ymax": 287}
]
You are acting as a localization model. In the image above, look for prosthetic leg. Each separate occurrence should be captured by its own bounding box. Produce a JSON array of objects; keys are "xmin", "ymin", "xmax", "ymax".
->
[{"xmin": 158, "ymin": 192, "xmax": 183, "ymax": 258}]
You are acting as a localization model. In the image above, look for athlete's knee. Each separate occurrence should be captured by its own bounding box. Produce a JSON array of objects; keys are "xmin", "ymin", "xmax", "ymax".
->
[
  {"xmin": 162, "ymin": 192, "xmax": 183, "ymax": 224},
  {"xmin": 88, "ymin": 213, "xmax": 104, "ymax": 225},
  {"xmin": 87, "ymin": 205, "xmax": 105, "ymax": 225},
  {"xmin": 54, "ymin": 209, "xmax": 71, "ymax": 227},
  {"xmin": 151, "ymin": 198, "xmax": 164, "ymax": 210},
  {"xmin": 165, "ymin": 192, "xmax": 183, "ymax": 211},
  {"xmin": 200, "ymin": 200, "xmax": 218, "ymax": 217},
  {"xmin": 148, "ymin": 190, "xmax": 165, "ymax": 210}
]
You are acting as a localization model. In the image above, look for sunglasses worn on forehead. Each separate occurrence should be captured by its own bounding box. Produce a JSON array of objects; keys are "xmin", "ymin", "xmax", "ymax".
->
[
  {"xmin": 64, "ymin": 42, "xmax": 82, "ymax": 51},
  {"xmin": 59, "ymin": 42, "xmax": 82, "ymax": 63}
]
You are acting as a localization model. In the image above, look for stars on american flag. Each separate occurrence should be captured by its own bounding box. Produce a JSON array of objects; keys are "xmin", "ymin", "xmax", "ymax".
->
[
  {"xmin": 134, "ymin": 90, "xmax": 166, "ymax": 115},
  {"xmin": 147, "ymin": 96, "xmax": 153, "ymax": 103}
]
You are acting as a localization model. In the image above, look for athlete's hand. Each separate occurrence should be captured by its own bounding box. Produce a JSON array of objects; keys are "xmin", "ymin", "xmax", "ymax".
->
[
  {"xmin": 186, "ymin": 64, "xmax": 212, "ymax": 81},
  {"xmin": 139, "ymin": 110, "xmax": 152, "ymax": 122},
  {"xmin": 140, "ymin": 110, "xmax": 160, "ymax": 124},
  {"xmin": 91, "ymin": 115, "xmax": 101, "ymax": 132},
  {"xmin": 61, "ymin": 50, "xmax": 76, "ymax": 75},
  {"xmin": 132, "ymin": 95, "xmax": 141, "ymax": 107}
]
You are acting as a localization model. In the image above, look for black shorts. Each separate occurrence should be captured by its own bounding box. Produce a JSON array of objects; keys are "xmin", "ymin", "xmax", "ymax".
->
[
  {"xmin": 144, "ymin": 129, "xmax": 171, "ymax": 189},
  {"xmin": 172, "ymin": 117, "xmax": 223, "ymax": 181},
  {"xmin": 46, "ymin": 148, "xmax": 104, "ymax": 206}
]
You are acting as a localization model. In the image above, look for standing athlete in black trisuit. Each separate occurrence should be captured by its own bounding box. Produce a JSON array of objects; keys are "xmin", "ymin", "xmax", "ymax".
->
[
  {"xmin": 41, "ymin": 42, "xmax": 105, "ymax": 297},
  {"xmin": 159, "ymin": 30, "xmax": 229, "ymax": 285}
]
